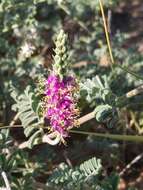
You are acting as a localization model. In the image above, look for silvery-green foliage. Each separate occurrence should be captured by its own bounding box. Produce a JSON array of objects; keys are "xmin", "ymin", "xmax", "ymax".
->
[
  {"xmin": 11, "ymin": 86, "xmax": 44, "ymax": 148},
  {"xmin": 47, "ymin": 156, "xmax": 119, "ymax": 190},
  {"xmin": 0, "ymin": 129, "xmax": 36, "ymax": 189},
  {"xmin": 0, "ymin": 0, "xmax": 124, "ymax": 116},
  {"xmin": 0, "ymin": 0, "xmax": 142, "ymax": 189},
  {"xmin": 0, "ymin": 130, "xmax": 16, "ymax": 174},
  {"xmin": 80, "ymin": 157, "xmax": 102, "ymax": 177},
  {"xmin": 80, "ymin": 75, "xmax": 114, "ymax": 105},
  {"xmin": 12, "ymin": 174, "xmax": 34, "ymax": 190},
  {"xmin": 80, "ymin": 75, "xmax": 118, "ymax": 127},
  {"xmin": 0, "ymin": 129, "xmax": 57, "ymax": 189},
  {"xmin": 0, "ymin": 129, "xmax": 11, "ymax": 149},
  {"xmin": 47, "ymin": 157, "xmax": 102, "ymax": 187}
]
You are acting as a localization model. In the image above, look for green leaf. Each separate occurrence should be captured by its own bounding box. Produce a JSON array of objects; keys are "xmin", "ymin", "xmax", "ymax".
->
[
  {"xmin": 11, "ymin": 86, "xmax": 43, "ymax": 148},
  {"xmin": 80, "ymin": 157, "xmax": 102, "ymax": 177},
  {"xmin": 94, "ymin": 104, "xmax": 113, "ymax": 122}
]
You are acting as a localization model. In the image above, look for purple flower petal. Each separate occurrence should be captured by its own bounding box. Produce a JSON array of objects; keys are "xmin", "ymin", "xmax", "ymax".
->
[{"xmin": 44, "ymin": 74, "xmax": 79, "ymax": 137}]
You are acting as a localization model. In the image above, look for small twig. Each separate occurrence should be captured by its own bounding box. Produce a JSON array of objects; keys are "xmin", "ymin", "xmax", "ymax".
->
[
  {"xmin": 125, "ymin": 84, "xmax": 143, "ymax": 98},
  {"xmin": 1, "ymin": 171, "xmax": 11, "ymax": 190},
  {"xmin": 117, "ymin": 84, "xmax": 143, "ymax": 107},
  {"xmin": 119, "ymin": 153, "xmax": 143, "ymax": 176},
  {"xmin": 78, "ymin": 111, "xmax": 95, "ymax": 125},
  {"xmin": 18, "ymin": 131, "xmax": 61, "ymax": 149},
  {"xmin": 9, "ymin": 113, "xmax": 19, "ymax": 127}
]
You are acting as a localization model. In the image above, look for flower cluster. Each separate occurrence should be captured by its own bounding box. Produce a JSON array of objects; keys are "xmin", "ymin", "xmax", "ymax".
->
[
  {"xmin": 41, "ymin": 29, "xmax": 79, "ymax": 139},
  {"xmin": 44, "ymin": 74, "xmax": 79, "ymax": 137}
]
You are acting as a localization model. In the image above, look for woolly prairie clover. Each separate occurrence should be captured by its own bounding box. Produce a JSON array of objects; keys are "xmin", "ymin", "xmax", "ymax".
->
[{"xmin": 43, "ymin": 30, "xmax": 79, "ymax": 138}]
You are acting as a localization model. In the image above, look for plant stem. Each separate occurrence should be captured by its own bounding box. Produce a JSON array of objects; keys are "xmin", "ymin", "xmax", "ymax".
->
[
  {"xmin": 119, "ymin": 152, "xmax": 143, "ymax": 176},
  {"xmin": 70, "ymin": 130, "xmax": 143, "ymax": 143},
  {"xmin": 117, "ymin": 84, "xmax": 143, "ymax": 107},
  {"xmin": 117, "ymin": 64, "xmax": 143, "ymax": 81},
  {"xmin": 98, "ymin": 0, "xmax": 114, "ymax": 66},
  {"xmin": 98, "ymin": 0, "xmax": 143, "ymax": 81},
  {"xmin": 9, "ymin": 113, "xmax": 19, "ymax": 126},
  {"xmin": 78, "ymin": 111, "xmax": 95, "ymax": 125},
  {"xmin": 0, "ymin": 125, "xmax": 23, "ymax": 129}
]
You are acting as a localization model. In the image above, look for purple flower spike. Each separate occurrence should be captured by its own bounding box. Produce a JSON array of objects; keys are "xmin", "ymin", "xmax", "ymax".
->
[{"xmin": 44, "ymin": 74, "xmax": 79, "ymax": 137}]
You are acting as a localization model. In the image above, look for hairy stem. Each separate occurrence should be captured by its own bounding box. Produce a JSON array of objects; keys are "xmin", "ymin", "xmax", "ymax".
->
[
  {"xmin": 117, "ymin": 84, "xmax": 143, "ymax": 107},
  {"xmin": 78, "ymin": 111, "xmax": 95, "ymax": 125}
]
